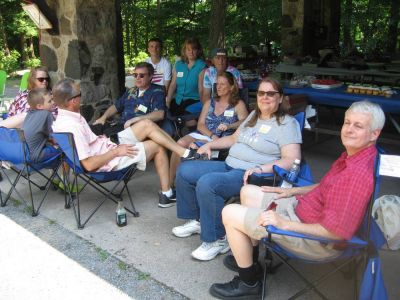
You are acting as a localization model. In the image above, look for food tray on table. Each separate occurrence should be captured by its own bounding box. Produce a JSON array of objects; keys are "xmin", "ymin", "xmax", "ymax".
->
[{"xmin": 311, "ymin": 80, "xmax": 343, "ymax": 90}]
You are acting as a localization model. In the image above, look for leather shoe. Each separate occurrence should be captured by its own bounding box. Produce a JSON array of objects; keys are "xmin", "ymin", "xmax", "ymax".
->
[
  {"xmin": 223, "ymin": 255, "xmax": 264, "ymax": 279},
  {"xmin": 210, "ymin": 276, "xmax": 262, "ymax": 299}
]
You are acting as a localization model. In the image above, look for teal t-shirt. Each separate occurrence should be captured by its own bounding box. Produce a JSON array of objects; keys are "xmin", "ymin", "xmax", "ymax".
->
[{"xmin": 174, "ymin": 59, "xmax": 206, "ymax": 104}]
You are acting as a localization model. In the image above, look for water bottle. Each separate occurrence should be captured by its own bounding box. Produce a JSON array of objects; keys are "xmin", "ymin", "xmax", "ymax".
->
[
  {"xmin": 116, "ymin": 201, "xmax": 127, "ymax": 227},
  {"xmin": 280, "ymin": 159, "xmax": 301, "ymax": 189}
]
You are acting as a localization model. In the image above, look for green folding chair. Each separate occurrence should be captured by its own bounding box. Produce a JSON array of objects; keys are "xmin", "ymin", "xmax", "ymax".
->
[
  {"xmin": 0, "ymin": 70, "xmax": 6, "ymax": 97},
  {"xmin": 19, "ymin": 72, "xmax": 30, "ymax": 91}
]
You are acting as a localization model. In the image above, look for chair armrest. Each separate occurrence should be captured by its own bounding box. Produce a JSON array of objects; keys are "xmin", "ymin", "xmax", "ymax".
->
[{"xmin": 266, "ymin": 225, "xmax": 367, "ymax": 247}]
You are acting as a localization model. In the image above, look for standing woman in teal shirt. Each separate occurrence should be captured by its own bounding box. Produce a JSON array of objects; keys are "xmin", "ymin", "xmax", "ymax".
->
[{"xmin": 166, "ymin": 37, "xmax": 207, "ymax": 120}]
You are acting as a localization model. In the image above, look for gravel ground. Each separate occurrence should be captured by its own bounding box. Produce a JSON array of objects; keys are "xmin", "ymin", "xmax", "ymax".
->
[{"xmin": 0, "ymin": 199, "xmax": 188, "ymax": 300}]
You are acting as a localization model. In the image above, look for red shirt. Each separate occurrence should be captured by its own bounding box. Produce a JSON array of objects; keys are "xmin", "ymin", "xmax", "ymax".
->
[{"xmin": 295, "ymin": 145, "xmax": 377, "ymax": 240}]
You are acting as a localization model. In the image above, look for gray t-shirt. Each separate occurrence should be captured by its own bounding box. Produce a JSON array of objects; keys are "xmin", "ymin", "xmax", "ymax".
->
[
  {"xmin": 22, "ymin": 109, "xmax": 53, "ymax": 162},
  {"xmin": 225, "ymin": 111, "xmax": 302, "ymax": 170}
]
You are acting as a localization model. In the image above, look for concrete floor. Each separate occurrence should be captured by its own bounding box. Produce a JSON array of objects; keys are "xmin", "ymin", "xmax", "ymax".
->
[{"xmin": 0, "ymin": 133, "xmax": 399, "ymax": 300}]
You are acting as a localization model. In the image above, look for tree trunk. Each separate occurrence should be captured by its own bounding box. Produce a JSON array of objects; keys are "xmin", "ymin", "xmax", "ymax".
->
[
  {"xmin": 132, "ymin": 0, "xmax": 138, "ymax": 56},
  {"xmin": 387, "ymin": 0, "xmax": 399, "ymax": 56},
  {"xmin": 208, "ymin": 0, "xmax": 227, "ymax": 53},
  {"xmin": 156, "ymin": 0, "xmax": 161, "ymax": 37},
  {"xmin": 0, "ymin": 11, "xmax": 10, "ymax": 55},
  {"xmin": 20, "ymin": 35, "xmax": 27, "ymax": 64},
  {"xmin": 342, "ymin": 0, "xmax": 353, "ymax": 53}
]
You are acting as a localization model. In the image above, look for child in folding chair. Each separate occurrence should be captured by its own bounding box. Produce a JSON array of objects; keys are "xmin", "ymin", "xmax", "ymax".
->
[
  {"xmin": 209, "ymin": 101, "xmax": 385, "ymax": 300},
  {"xmin": 22, "ymin": 88, "xmax": 60, "ymax": 163}
]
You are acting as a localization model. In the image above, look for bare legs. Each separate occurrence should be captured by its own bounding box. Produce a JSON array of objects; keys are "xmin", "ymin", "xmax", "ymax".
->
[
  {"xmin": 130, "ymin": 119, "xmax": 187, "ymax": 156},
  {"xmin": 142, "ymin": 140, "xmax": 170, "ymax": 192},
  {"xmin": 169, "ymin": 135, "xmax": 196, "ymax": 186},
  {"xmin": 222, "ymin": 185, "xmax": 265, "ymax": 268}
]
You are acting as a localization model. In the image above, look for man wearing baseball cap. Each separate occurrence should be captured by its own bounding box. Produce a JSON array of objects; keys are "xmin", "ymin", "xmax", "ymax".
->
[{"xmin": 202, "ymin": 48, "xmax": 243, "ymax": 102}]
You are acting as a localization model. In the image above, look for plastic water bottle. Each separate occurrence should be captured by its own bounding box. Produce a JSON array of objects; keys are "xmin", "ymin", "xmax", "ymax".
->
[
  {"xmin": 116, "ymin": 201, "xmax": 127, "ymax": 227},
  {"xmin": 280, "ymin": 159, "xmax": 301, "ymax": 189}
]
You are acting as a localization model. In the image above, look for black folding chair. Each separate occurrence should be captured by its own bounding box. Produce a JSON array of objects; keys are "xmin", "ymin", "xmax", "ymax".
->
[
  {"xmin": 52, "ymin": 132, "xmax": 139, "ymax": 229},
  {"xmin": 0, "ymin": 127, "xmax": 62, "ymax": 216}
]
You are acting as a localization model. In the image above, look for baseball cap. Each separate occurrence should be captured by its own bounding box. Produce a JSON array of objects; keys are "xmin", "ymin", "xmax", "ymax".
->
[{"xmin": 210, "ymin": 48, "xmax": 227, "ymax": 58}]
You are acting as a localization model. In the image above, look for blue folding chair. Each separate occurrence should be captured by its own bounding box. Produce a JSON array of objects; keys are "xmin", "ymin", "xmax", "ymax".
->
[
  {"xmin": 260, "ymin": 151, "xmax": 390, "ymax": 300},
  {"xmin": 51, "ymin": 132, "xmax": 139, "ymax": 229},
  {"xmin": 0, "ymin": 127, "xmax": 62, "ymax": 216}
]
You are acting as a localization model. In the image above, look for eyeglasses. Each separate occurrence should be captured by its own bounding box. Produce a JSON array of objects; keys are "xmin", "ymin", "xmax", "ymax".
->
[
  {"xmin": 68, "ymin": 92, "xmax": 81, "ymax": 101},
  {"xmin": 132, "ymin": 73, "xmax": 148, "ymax": 79},
  {"xmin": 36, "ymin": 77, "xmax": 50, "ymax": 83},
  {"xmin": 257, "ymin": 90, "xmax": 280, "ymax": 98}
]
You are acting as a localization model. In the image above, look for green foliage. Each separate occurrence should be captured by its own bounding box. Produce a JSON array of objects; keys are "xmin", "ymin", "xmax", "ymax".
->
[
  {"xmin": 137, "ymin": 271, "xmax": 150, "ymax": 280},
  {"xmin": 24, "ymin": 58, "xmax": 41, "ymax": 69},
  {"xmin": 124, "ymin": 51, "xmax": 149, "ymax": 67},
  {"xmin": 0, "ymin": 50, "xmax": 20, "ymax": 74}
]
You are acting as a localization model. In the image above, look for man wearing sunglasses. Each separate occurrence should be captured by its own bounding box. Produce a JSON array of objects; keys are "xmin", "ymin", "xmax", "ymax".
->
[
  {"xmin": 92, "ymin": 62, "xmax": 166, "ymax": 138},
  {"xmin": 53, "ymin": 79, "xmax": 202, "ymax": 208}
]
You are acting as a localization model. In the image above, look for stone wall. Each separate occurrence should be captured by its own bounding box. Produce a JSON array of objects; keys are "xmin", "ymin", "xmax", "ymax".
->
[
  {"xmin": 281, "ymin": 0, "xmax": 340, "ymax": 58},
  {"xmin": 39, "ymin": 0, "xmax": 122, "ymax": 121}
]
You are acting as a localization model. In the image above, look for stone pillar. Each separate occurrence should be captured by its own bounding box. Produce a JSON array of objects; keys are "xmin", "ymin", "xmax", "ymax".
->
[
  {"xmin": 281, "ymin": 0, "xmax": 340, "ymax": 58},
  {"xmin": 281, "ymin": 0, "xmax": 305, "ymax": 58},
  {"xmin": 39, "ymin": 0, "xmax": 123, "ymax": 121}
]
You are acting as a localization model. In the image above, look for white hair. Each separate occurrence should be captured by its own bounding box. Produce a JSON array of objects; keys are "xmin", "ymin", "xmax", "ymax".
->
[{"xmin": 347, "ymin": 101, "xmax": 385, "ymax": 131}]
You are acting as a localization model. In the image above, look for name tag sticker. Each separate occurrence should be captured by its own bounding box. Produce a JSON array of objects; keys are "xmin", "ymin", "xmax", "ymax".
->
[
  {"xmin": 259, "ymin": 124, "xmax": 271, "ymax": 134},
  {"xmin": 177, "ymin": 71, "xmax": 184, "ymax": 77},
  {"xmin": 224, "ymin": 110, "xmax": 234, "ymax": 117},
  {"xmin": 138, "ymin": 104, "xmax": 148, "ymax": 113}
]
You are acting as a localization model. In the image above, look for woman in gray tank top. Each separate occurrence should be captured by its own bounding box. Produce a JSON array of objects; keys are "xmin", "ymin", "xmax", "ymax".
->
[{"xmin": 172, "ymin": 78, "xmax": 302, "ymax": 262}]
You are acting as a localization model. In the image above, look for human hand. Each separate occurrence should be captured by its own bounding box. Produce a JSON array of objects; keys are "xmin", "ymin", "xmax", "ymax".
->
[
  {"xmin": 257, "ymin": 210, "xmax": 287, "ymax": 229},
  {"xmin": 260, "ymin": 186, "xmax": 293, "ymax": 199},
  {"xmin": 197, "ymin": 143, "xmax": 211, "ymax": 159},
  {"xmin": 124, "ymin": 117, "xmax": 139, "ymax": 129},
  {"xmin": 217, "ymin": 123, "xmax": 228, "ymax": 132},
  {"xmin": 189, "ymin": 142, "xmax": 199, "ymax": 149},
  {"xmin": 243, "ymin": 166, "xmax": 262, "ymax": 185},
  {"xmin": 114, "ymin": 144, "xmax": 138, "ymax": 158},
  {"xmin": 93, "ymin": 117, "xmax": 106, "ymax": 125}
]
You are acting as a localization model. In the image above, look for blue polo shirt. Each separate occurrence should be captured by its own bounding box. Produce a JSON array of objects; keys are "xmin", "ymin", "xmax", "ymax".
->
[
  {"xmin": 114, "ymin": 84, "xmax": 166, "ymax": 124},
  {"xmin": 174, "ymin": 58, "xmax": 206, "ymax": 104}
]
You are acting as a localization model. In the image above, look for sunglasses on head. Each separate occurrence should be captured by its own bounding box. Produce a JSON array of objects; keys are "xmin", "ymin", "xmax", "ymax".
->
[
  {"xmin": 132, "ymin": 73, "xmax": 148, "ymax": 79},
  {"xmin": 257, "ymin": 90, "xmax": 280, "ymax": 98},
  {"xmin": 36, "ymin": 77, "xmax": 50, "ymax": 83},
  {"xmin": 68, "ymin": 92, "xmax": 81, "ymax": 101}
]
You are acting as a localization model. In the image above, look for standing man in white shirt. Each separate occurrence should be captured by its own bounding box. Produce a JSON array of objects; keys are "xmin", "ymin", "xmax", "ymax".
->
[{"xmin": 145, "ymin": 38, "xmax": 172, "ymax": 93}]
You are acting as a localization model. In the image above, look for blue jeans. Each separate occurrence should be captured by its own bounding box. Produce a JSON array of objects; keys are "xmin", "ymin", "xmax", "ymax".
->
[{"xmin": 176, "ymin": 160, "xmax": 245, "ymax": 242}]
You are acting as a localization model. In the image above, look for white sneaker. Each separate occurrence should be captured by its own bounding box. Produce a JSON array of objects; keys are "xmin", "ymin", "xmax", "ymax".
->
[
  {"xmin": 172, "ymin": 220, "xmax": 201, "ymax": 238},
  {"xmin": 191, "ymin": 236, "xmax": 230, "ymax": 261}
]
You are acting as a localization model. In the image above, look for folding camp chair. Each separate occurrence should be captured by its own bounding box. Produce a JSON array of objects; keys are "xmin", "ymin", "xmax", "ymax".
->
[
  {"xmin": 0, "ymin": 70, "xmax": 6, "ymax": 97},
  {"xmin": 260, "ymin": 150, "xmax": 391, "ymax": 300},
  {"xmin": 0, "ymin": 127, "xmax": 62, "ymax": 216},
  {"xmin": 163, "ymin": 101, "xmax": 203, "ymax": 139},
  {"xmin": 19, "ymin": 72, "xmax": 30, "ymax": 91},
  {"xmin": 51, "ymin": 132, "xmax": 139, "ymax": 229}
]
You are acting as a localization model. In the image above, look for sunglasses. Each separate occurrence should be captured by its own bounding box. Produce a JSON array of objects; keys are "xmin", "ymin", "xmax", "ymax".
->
[
  {"xmin": 257, "ymin": 90, "xmax": 280, "ymax": 98},
  {"xmin": 132, "ymin": 73, "xmax": 148, "ymax": 79},
  {"xmin": 68, "ymin": 92, "xmax": 81, "ymax": 101},
  {"xmin": 36, "ymin": 77, "xmax": 50, "ymax": 83}
]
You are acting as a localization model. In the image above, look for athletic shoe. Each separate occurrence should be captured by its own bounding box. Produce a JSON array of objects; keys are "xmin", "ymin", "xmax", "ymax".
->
[
  {"xmin": 182, "ymin": 149, "xmax": 209, "ymax": 161},
  {"xmin": 191, "ymin": 236, "xmax": 230, "ymax": 261},
  {"xmin": 158, "ymin": 191, "xmax": 176, "ymax": 208},
  {"xmin": 172, "ymin": 220, "xmax": 201, "ymax": 237}
]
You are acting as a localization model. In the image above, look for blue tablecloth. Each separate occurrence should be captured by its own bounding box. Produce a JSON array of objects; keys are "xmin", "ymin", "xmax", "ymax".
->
[{"xmin": 284, "ymin": 86, "xmax": 400, "ymax": 114}]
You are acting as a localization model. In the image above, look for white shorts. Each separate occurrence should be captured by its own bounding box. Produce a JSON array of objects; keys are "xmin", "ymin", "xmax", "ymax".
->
[{"xmin": 115, "ymin": 127, "xmax": 147, "ymax": 171}]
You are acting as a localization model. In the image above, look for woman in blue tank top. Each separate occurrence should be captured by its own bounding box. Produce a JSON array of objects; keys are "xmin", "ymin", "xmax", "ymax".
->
[
  {"xmin": 169, "ymin": 71, "xmax": 248, "ymax": 185},
  {"xmin": 166, "ymin": 37, "xmax": 207, "ymax": 117}
]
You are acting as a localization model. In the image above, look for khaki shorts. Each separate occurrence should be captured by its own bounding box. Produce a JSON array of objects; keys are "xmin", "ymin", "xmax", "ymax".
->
[
  {"xmin": 115, "ymin": 127, "xmax": 147, "ymax": 171},
  {"xmin": 244, "ymin": 192, "xmax": 341, "ymax": 261}
]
